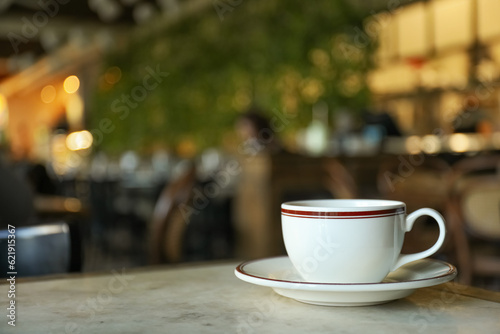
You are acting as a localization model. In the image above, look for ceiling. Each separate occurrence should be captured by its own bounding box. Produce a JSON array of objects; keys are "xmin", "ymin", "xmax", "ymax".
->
[
  {"xmin": 0, "ymin": 0, "xmax": 170, "ymax": 81},
  {"xmin": 0, "ymin": 0, "xmax": 389, "ymax": 84}
]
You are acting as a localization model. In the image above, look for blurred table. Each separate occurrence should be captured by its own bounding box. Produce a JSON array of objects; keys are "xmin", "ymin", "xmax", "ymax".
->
[
  {"xmin": 1, "ymin": 261, "xmax": 499, "ymax": 333},
  {"xmin": 34, "ymin": 195, "xmax": 87, "ymax": 217}
]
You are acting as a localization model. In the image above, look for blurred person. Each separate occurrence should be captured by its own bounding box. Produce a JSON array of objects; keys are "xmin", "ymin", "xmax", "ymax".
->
[
  {"xmin": 0, "ymin": 153, "xmax": 36, "ymax": 229},
  {"xmin": 9, "ymin": 123, "xmax": 58, "ymax": 195},
  {"xmin": 235, "ymin": 107, "xmax": 284, "ymax": 156},
  {"xmin": 26, "ymin": 163, "xmax": 58, "ymax": 195},
  {"xmin": 362, "ymin": 110, "xmax": 402, "ymax": 137},
  {"xmin": 233, "ymin": 107, "xmax": 288, "ymax": 259}
]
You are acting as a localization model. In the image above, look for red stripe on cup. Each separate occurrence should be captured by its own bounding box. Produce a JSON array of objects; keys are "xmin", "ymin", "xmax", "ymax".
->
[{"xmin": 281, "ymin": 207, "xmax": 405, "ymax": 219}]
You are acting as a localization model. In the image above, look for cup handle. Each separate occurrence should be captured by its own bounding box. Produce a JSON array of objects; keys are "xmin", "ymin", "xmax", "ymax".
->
[{"xmin": 391, "ymin": 208, "xmax": 446, "ymax": 271}]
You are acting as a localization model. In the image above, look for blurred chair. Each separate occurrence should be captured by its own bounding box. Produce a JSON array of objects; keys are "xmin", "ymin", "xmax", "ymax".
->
[
  {"xmin": 377, "ymin": 155, "xmax": 451, "ymax": 255},
  {"xmin": 235, "ymin": 153, "xmax": 334, "ymax": 259},
  {"xmin": 445, "ymin": 154, "xmax": 500, "ymax": 285},
  {"xmin": 377, "ymin": 155, "xmax": 451, "ymax": 213},
  {"xmin": 324, "ymin": 159, "xmax": 358, "ymax": 199},
  {"xmin": 0, "ymin": 222, "xmax": 82, "ymax": 277},
  {"xmin": 149, "ymin": 164, "xmax": 196, "ymax": 264}
]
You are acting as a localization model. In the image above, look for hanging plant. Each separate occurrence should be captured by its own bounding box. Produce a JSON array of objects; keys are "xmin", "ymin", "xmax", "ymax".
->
[{"xmin": 89, "ymin": 0, "xmax": 374, "ymax": 154}]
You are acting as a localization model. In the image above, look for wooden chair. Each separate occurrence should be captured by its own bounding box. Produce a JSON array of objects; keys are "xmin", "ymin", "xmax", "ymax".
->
[
  {"xmin": 324, "ymin": 159, "xmax": 358, "ymax": 199},
  {"xmin": 376, "ymin": 155, "xmax": 452, "ymax": 254},
  {"xmin": 149, "ymin": 164, "xmax": 197, "ymax": 264},
  {"xmin": 377, "ymin": 155, "xmax": 452, "ymax": 213},
  {"xmin": 444, "ymin": 154, "xmax": 500, "ymax": 285}
]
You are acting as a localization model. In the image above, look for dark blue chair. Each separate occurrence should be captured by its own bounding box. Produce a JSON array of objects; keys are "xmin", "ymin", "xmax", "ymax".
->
[{"xmin": 0, "ymin": 222, "xmax": 80, "ymax": 277}]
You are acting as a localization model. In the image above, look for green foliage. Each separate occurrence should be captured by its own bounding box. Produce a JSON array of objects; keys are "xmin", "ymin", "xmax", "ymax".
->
[{"xmin": 90, "ymin": 0, "xmax": 374, "ymax": 154}]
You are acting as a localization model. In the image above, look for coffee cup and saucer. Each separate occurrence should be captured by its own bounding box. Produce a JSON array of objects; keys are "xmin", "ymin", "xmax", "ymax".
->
[{"xmin": 235, "ymin": 199, "xmax": 457, "ymax": 306}]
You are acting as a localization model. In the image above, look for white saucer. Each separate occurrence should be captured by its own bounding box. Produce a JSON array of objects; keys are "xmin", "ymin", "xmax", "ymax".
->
[{"xmin": 234, "ymin": 256, "xmax": 457, "ymax": 306}]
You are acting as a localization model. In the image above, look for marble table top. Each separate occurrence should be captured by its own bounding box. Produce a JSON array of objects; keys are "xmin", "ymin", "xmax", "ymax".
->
[{"xmin": 1, "ymin": 261, "xmax": 499, "ymax": 333}]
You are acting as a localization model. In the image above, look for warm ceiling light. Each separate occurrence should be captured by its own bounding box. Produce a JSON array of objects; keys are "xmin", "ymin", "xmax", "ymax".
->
[
  {"xmin": 41, "ymin": 85, "xmax": 57, "ymax": 103},
  {"xmin": 0, "ymin": 94, "xmax": 7, "ymax": 112},
  {"xmin": 0, "ymin": 94, "xmax": 8, "ymax": 130},
  {"xmin": 64, "ymin": 75, "xmax": 80, "ymax": 94}
]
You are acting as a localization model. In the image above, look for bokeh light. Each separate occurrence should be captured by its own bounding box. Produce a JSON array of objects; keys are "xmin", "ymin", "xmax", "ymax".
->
[
  {"xmin": 0, "ymin": 94, "xmax": 8, "ymax": 131},
  {"xmin": 405, "ymin": 135, "xmax": 422, "ymax": 154},
  {"xmin": 449, "ymin": 133, "xmax": 470, "ymax": 152},
  {"xmin": 66, "ymin": 94, "xmax": 84, "ymax": 128},
  {"xmin": 64, "ymin": 75, "xmax": 80, "ymax": 94},
  {"xmin": 104, "ymin": 66, "xmax": 122, "ymax": 85},
  {"xmin": 66, "ymin": 130, "xmax": 93, "ymax": 151},
  {"xmin": 41, "ymin": 85, "xmax": 57, "ymax": 103},
  {"xmin": 421, "ymin": 135, "xmax": 441, "ymax": 154}
]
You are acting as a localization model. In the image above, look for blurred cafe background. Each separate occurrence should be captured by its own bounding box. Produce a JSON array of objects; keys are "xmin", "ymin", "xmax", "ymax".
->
[{"xmin": 0, "ymin": 0, "xmax": 500, "ymax": 290}]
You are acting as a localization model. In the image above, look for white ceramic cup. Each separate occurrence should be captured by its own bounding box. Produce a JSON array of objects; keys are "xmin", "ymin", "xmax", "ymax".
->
[{"xmin": 281, "ymin": 199, "xmax": 446, "ymax": 283}]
